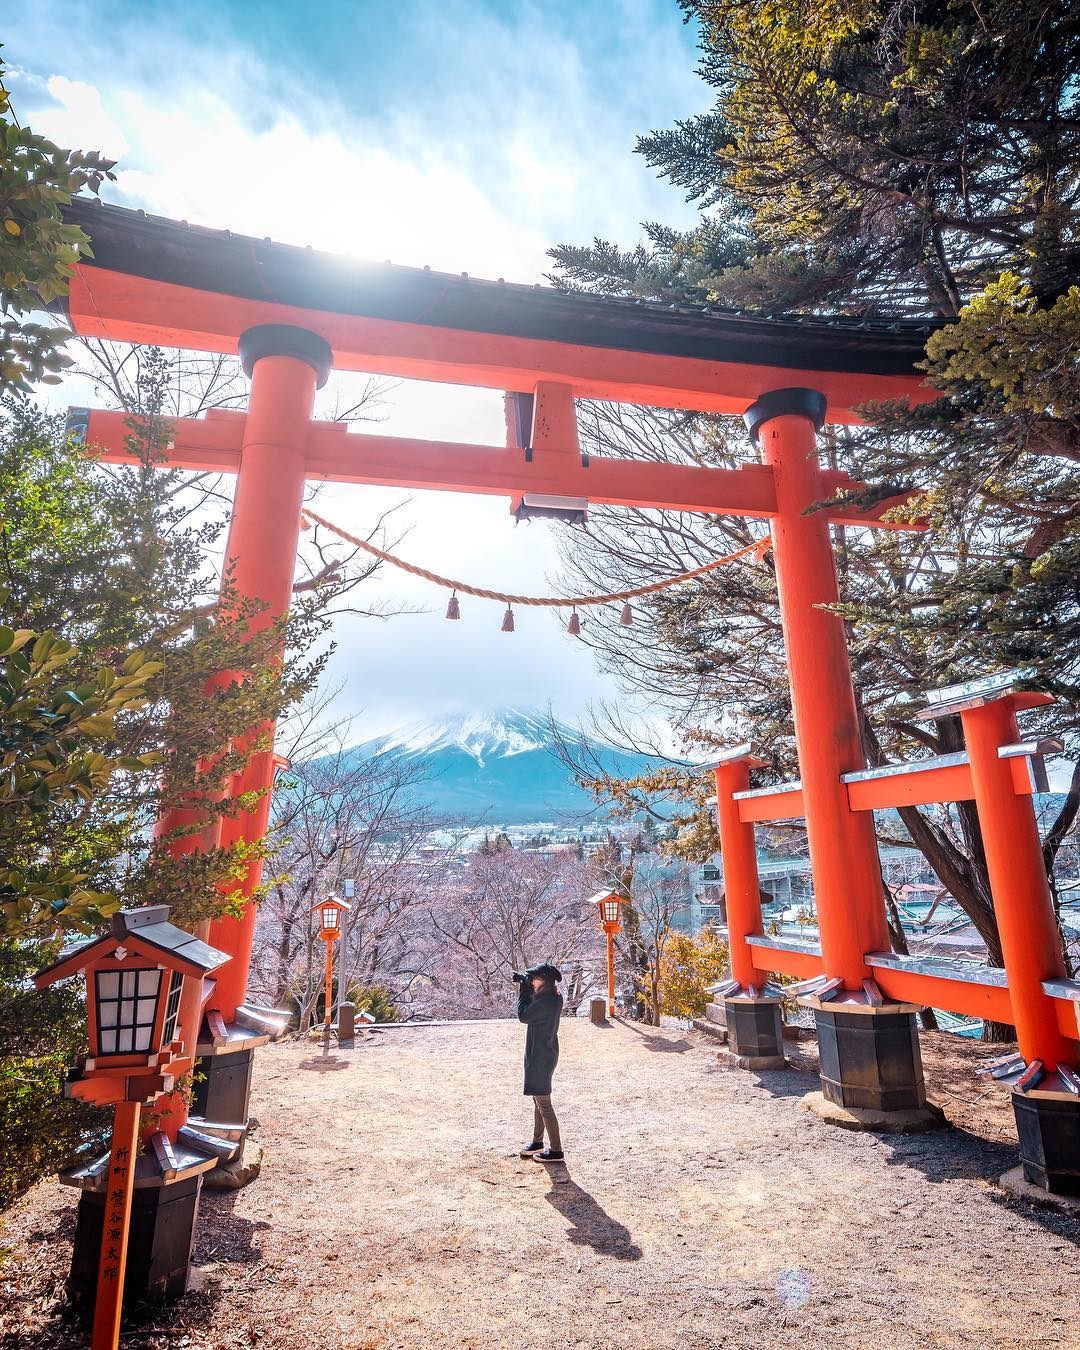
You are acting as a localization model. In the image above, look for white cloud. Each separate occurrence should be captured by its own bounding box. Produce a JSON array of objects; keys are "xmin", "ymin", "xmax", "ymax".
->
[
  {"xmin": 12, "ymin": 2, "xmax": 703, "ymax": 279},
  {"xmin": 7, "ymin": 2, "xmax": 703, "ymax": 736},
  {"xmin": 41, "ymin": 75, "xmax": 131, "ymax": 158}
]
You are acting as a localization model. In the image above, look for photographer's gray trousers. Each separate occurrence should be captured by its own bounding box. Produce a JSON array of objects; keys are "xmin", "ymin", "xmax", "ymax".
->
[{"xmin": 532, "ymin": 1095, "xmax": 562, "ymax": 1150}]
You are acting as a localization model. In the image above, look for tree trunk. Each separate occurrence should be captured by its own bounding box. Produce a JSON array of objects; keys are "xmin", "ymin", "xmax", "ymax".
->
[
  {"xmin": 1043, "ymin": 760, "xmax": 1080, "ymax": 979},
  {"xmin": 882, "ymin": 882, "xmax": 939, "ymax": 1031},
  {"xmin": 620, "ymin": 907, "xmax": 651, "ymax": 1021},
  {"xmin": 862, "ymin": 713, "xmax": 1015, "ymax": 1040}
]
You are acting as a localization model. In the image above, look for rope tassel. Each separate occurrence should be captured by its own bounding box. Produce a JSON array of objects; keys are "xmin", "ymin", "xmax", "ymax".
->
[
  {"xmin": 446, "ymin": 592, "xmax": 460, "ymax": 620},
  {"xmin": 501, "ymin": 606, "xmax": 515, "ymax": 632},
  {"xmin": 619, "ymin": 602, "xmax": 633, "ymax": 626},
  {"xmin": 567, "ymin": 609, "xmax": 580, "ymax": 636}
]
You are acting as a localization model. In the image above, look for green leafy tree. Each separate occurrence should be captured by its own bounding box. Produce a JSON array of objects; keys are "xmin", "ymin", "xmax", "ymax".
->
[
  {"xmin": 658, "ymin": 927, "xmax": 730, "ymax": 1020},
  {"xmin": 550, "ymin": 1, "xmax": 1080, "ymax": 1032},
  {"xmin": 0, "ymin": 937, "xmax": 103, "ymax": 1210},
  {"xmin": 0, "ymin": 625, "xmax": 159, "ymax": 934},
  {"xmin": 1, "ymin": 384, "xmax": 335, "ymax": 934},
  {"xmin": 0, "ymin": 379, "xmax": 339, "ymax": 1206},
  {"xmin": 0, "ymin": 47, "xmax": 115, "ymax": 396},
  {"xmin": 0, "ymin": 62, "xmax": 354, "ymax": 1208},
  {"xmin": 347, "ymin": 983, "xmax": 400, "ymax": 1023}
]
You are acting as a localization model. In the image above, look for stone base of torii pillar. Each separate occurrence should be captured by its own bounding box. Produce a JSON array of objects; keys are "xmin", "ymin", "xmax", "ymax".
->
[{"xmin": 722, "ymin": 991, "xmax": 787, "ymax": 1067}]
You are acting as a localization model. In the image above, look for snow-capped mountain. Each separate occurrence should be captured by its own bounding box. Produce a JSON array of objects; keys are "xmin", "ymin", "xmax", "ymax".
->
[
  {"xmin": 375, "ymin": 708, "xmax": 556, "ymax": 768},
  {"xmin": 341, "ymin": 707, "xmax": 656, "ymax": 824}
]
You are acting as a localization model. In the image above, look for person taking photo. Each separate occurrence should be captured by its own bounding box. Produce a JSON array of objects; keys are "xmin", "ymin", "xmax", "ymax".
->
[{"xmin": 514, "ymin": 963, "xmax": 564, "ymax": 1163}]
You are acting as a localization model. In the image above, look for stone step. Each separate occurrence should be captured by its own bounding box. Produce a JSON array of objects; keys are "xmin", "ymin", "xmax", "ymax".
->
[
  {"xmin": 704, "ymin": 1001, "xmax": 727, "ymax": 1026},
  {"xmin": 692, "ymin": 1018, "xmax": 728, "ymax": 1043},
  {"xmin": 186, "ymin": 1116, "xmax": 247, "ymax": 1142},
  {"xmin": 235, "ymin": 1003, "xmax": 291, "ymax": 1037},
  {"xmin": 177, "ymin": 1125, "xmax": 241, "ymax": 1164}
]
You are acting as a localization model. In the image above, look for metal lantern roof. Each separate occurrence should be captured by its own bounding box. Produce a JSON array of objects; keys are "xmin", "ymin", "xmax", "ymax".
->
[
  {"xmin": 310, "ymin": 896, "xmax": 351, "ymax": 914},
  {"xmin": 587, "ymin": 889, "xmax": 625, "ymax": 923},
  {"xmin": 33, "ymin": 906, "xmax": 230, "ymax": 989}
]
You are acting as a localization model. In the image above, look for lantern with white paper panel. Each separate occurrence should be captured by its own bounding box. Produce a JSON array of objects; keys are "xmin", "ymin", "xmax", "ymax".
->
[
  {"xmin": 33, "ymin": 905, "xmax": 229, "ymax": 1104},
  {"xmin": 313, "ymin": 894, "xmax": 350, "ymax": 941},
  {"xmin": 587, "ymin": 890, "xmax": 626, "ymax": 1017}
]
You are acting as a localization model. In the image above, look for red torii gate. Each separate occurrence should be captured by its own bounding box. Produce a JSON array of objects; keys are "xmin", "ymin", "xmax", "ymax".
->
[{"xmin": 55, "ymin": 200, "xmax": 1079, "ymax": 1307}]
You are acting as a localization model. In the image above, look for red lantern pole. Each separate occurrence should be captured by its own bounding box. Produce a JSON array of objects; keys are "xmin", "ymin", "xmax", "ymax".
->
[
  {"xmin": 590, "ymin": 892, "xmax": 624, "ymax": 1018},
  {"xmin": 91, "ymin": 1098, "xmax": 141, "ymax": 1350},
  {"xmin": 324, "ymin": 934, "xmax": 335, "ymax": 1030}
]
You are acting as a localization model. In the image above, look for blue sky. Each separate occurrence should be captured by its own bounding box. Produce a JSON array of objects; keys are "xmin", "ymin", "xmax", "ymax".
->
[{"xmin": 7, "ymin": 1, "xmax": 708, "ymax": 740}]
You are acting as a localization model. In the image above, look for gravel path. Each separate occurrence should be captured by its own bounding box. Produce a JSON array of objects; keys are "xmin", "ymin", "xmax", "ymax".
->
[{"xmin": 2, "ymin": 1019, "xmax": 1077, "ymax": 1349}]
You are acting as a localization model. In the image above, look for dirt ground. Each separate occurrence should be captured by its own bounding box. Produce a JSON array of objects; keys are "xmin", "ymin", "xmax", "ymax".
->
[{"xmin": 2, "ymin": 1019, "xmax": 1078, "ymax": 1350}]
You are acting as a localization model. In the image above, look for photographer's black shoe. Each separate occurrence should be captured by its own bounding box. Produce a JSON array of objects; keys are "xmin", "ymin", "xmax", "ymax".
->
[
  {"xmin": 533, "ymin": 1149, "xmax": 564, "ymax": 1163},
  {"xmin": 519, "ymin": 1140, "xmax": 544, "ymax": 1157}
]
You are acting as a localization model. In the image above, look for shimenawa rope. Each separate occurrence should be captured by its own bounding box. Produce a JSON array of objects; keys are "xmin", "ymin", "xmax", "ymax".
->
[{"xmin": 300, "ymin": 507, "xmax": 771, "ymax": 608}]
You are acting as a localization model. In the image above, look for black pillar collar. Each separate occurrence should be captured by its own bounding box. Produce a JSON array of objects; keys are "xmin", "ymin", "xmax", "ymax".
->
[
  {"xmin": 743, "ymin": 387, "xmax": 827, "ymax": 446},
  {"xmin": 238, "ymin": 324, "xmax": 333, "ymax": 388}
]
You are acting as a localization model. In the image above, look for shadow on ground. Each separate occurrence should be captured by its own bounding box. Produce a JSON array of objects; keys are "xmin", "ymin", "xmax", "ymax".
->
[
  {"xmin": 544, "ymin": 1170, "xmax": 642, "ymax": 1261},
  {"xmin": 640, "ymin": 1036, "xmax": 696, "ymax": 1054},
  {"xmin": 0, "ymin": 1194, "xmax": 239, "ymax": 1350},
  {"xmin": 298, "ymin": 1035, "xmax": 352, "ymax": 1073},
  {"xmin": 194, "ymin": 1188, "xmax": 267, "ymax": 1266},
  {"xmin": 616, "ymin": 1020, "xmax": 695, "ymax": 1053},
  {"xmin": 699, "ymin": 1051, "xmax": 819, "ymax": 1100}
]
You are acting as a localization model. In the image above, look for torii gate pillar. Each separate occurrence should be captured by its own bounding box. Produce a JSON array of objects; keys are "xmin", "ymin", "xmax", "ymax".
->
[
  {"xmin": 195, "ymin": 326, "xmax": 331, "ymax": 1127},
  {"xmin": 746, "ymin": 390, "xmax": 927, "ymax": 1114},
  {"xmin": 66, "ymin": 327, "xmax": 332, "ymax": 1320},
  {"xmin": 208, "ymin": 326, "xmax": 331, "ymax": 1012},
  {"xmin": 710, "ymin": 750, "xmax": 787, "ymax": 1068}
]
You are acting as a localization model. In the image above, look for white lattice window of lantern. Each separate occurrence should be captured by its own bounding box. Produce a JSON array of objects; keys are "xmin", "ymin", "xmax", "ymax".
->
[
  {"xmin": 320, "ymin": 904, "xmax": 341, "ymax": 931},
  {"xmin": 95, "ymin": 967, "xmax": 161, "ymax": 1055},
  {"xmin": 161, "ymin": 969, "xmax": 183, "ymax": 1045}
]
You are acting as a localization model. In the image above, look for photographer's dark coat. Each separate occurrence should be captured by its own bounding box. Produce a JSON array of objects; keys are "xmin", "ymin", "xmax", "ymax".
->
[{"xmin": 517, "ymin": 985, "xmax": 562, "ymax": 1096}]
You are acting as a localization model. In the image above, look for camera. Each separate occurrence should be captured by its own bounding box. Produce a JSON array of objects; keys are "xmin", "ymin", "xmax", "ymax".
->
[{"xmin": 512, "ymin": 971, "xmax": 528, "ymax": 985}]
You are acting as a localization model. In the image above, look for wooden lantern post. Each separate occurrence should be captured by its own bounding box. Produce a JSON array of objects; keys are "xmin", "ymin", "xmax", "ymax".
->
[
  {"xmin": 589, "ymin": 890, "xmax": 626, "ymax": 1017},
  {"xmin": 94, "ymin": 1099, "xmax": 141, "ymax": 1350},
  {"xmin": 33, "ymin": 907, "xmax": 228, "ymax": 1350},
  {"xmin": 311, "ymin": 896, "xmax": 350, "ymax": 1030}
]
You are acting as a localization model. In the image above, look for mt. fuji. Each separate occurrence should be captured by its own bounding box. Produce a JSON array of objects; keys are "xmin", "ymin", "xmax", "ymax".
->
[{"xmin": 341, "ymin": 707, "xmax": 658, "ymax": 824}]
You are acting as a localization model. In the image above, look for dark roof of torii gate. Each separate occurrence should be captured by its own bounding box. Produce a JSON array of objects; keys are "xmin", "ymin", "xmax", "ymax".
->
[{"xmin": 61, "ymin": 199, "xmax": 940, "ymax": 418}]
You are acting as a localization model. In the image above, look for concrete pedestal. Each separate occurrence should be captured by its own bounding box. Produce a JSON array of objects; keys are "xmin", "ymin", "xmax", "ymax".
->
[
  {"xmin": 724, "ymin": 996, "xmax": 786, "ymax": 1069},
  {"xmin": 68, "ymin": 1175, "xmax": 202, "ymax": 1314},
  {"xmin": 1012, "ymin": 1089, "xmax": 1080, "ymax": 1195},
  {"xmin": 998, "ymin": 1165, "xmax": 1080, "ymax": 1213},
  {"xmin": 813, "ymin": 1003, "xmax": 926, "ymax": 1112},
  {"xmin": 803, "ymin": 1090, "xmax": 945, "ymax": 1133},
  {"xmin": 193, "ymin": 1045, "xmax": 255, "ymax": 1125}
]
